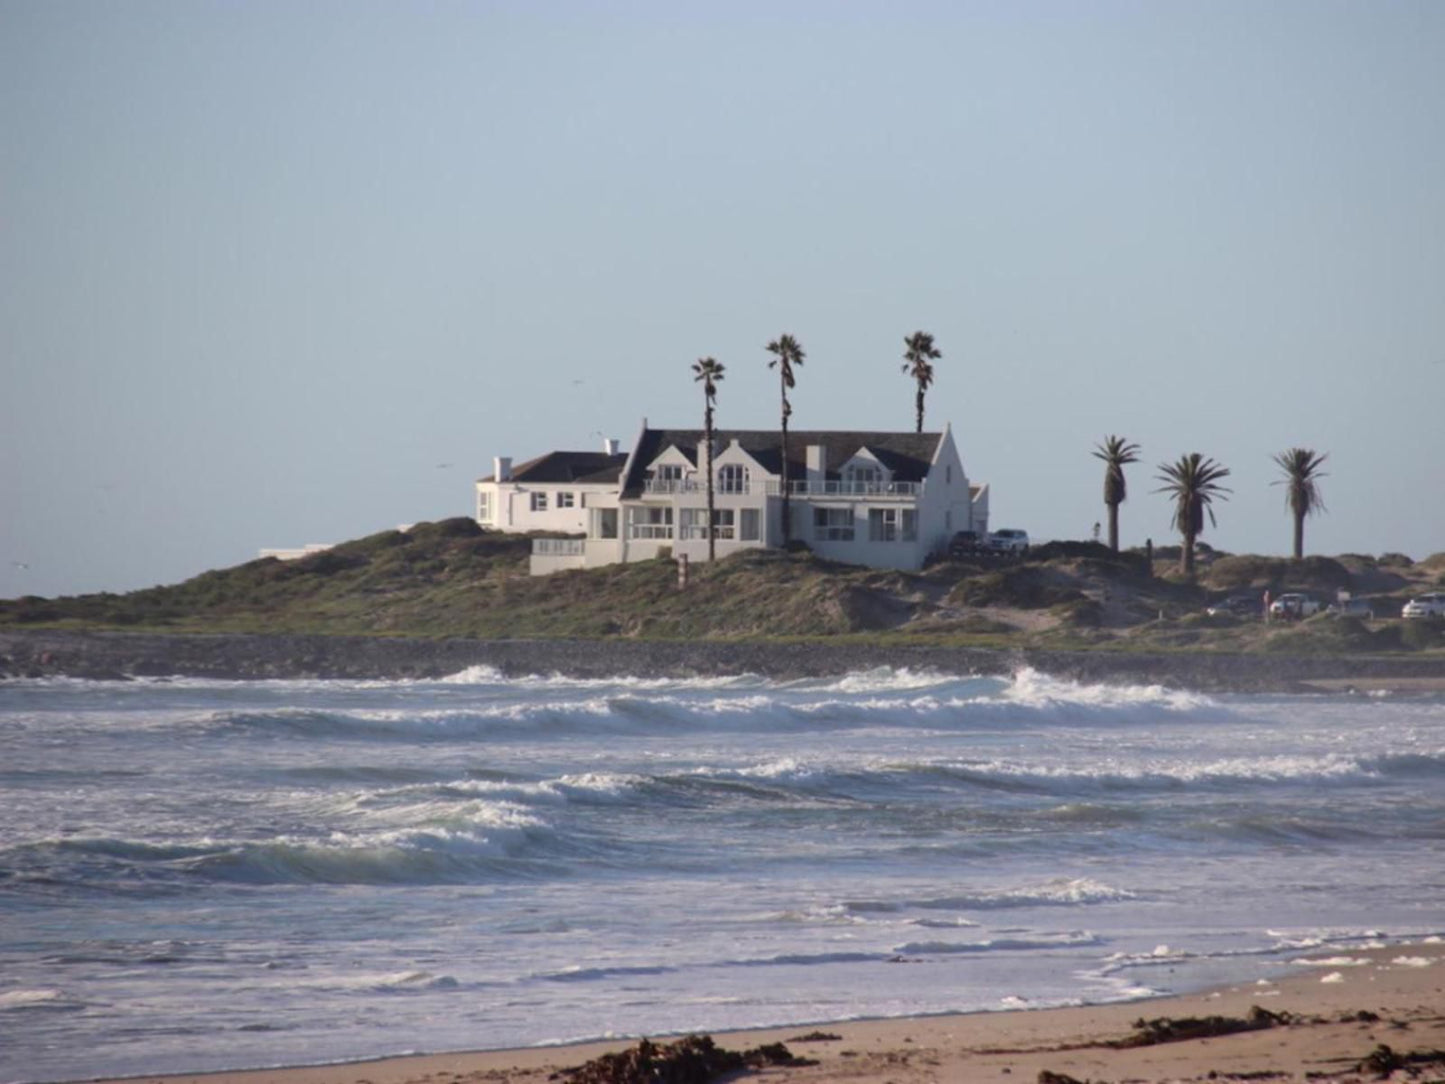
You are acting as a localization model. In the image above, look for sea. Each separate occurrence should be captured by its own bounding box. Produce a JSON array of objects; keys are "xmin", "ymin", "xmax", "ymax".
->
[{"xmin": 1, "ymin": 666, "xmax": 1442, "ymax": 1084}]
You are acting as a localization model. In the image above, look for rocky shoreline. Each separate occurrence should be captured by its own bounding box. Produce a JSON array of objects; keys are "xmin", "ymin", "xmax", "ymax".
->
[{"xmin": 4, "ymin": 629, "xmax": 1445, "ymax": 692}]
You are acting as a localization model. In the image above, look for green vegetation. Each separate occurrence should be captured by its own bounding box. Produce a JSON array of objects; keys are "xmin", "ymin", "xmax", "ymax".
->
[
  {"xmin": 1155, "ymin": 453, "xmax": 1232, "ymax": 577},
  {"xmin": 3, "ymin": 518, "xmax": 1441, "ymax": 655}
]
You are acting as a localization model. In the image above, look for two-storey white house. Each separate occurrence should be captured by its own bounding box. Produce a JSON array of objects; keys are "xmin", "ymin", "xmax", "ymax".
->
[
  {"xmin": 474, "ymin": 439, "xmax": 628, "ymax": 535},
  {"xmin": 522, "ymin": 424, "xmax": 989, "ymax": 575}
]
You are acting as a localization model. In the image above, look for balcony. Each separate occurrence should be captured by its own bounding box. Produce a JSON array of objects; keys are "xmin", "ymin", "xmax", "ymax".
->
[
  {"xmin": 786, "ymin": 480, "xmax": 921, "ymax": 498},
  {"xmin": 642, "ymin": 479, "xmax": 760, "ymax": 496}
]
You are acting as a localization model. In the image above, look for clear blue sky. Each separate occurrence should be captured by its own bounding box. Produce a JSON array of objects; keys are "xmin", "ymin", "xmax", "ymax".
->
[{"xmin": 3, "ymin": 1, "xmax": 1442, "ymax": 599}]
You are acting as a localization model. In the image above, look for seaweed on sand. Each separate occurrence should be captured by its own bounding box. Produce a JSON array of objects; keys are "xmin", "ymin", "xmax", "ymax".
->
[{"xmin": 553, "ymin": 1033, "xmax": 815, "ymax": 1083}]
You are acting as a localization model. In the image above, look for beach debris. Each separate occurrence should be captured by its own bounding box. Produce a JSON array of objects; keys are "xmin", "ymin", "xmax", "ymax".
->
[
  {"xmin": 1036, "ymin": 1071, "xmax": 1087, "ymax": 1084},
  {"xmin": 553, "ymin": 1033, "xmax": 815, "ymax": 1083},
  {"xmin": 1111, "ymin": 1006, "xmax": 1293, "ymax": 1048},
  {"xmin": 786, "ymin": 1030, "xmax": 842, "ymax": 1042},
  {"xmin": 1354, "ymin": 1042, "xmax": 1445, "ymax": 1079}
]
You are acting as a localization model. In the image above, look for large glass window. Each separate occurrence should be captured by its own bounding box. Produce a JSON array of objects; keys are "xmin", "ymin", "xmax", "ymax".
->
[
  {"xmin": 867, "ymin": 508, "xmax": 917, "ymax": 542},
  {"xmin": 813, "ymin": 507, "xmax": 854, "ymax": 541},
  {"xmin": 629, "ymin": 506, "xmax": 673, "ymax": 539},
  {"xmin": 739, "ymin": 508, "xmax": 760, "ymax": 541},
  {"xmin": 652, "ymin": 464, "xmax": 684, "ymax": 492},
  {"xmin": 477, "ymin": 491, "xmax": 491, "ymax": 524},
  {"xmin": 597, "ymin": 508, "xmax": 618, "ymax": 539},
  {"xmin": 718, "ymin": 464, "xmax": 749, "ymax": 494},
  {"xmin": 845, "ymin": 465, "xmax": 882, "ymax": 494}
]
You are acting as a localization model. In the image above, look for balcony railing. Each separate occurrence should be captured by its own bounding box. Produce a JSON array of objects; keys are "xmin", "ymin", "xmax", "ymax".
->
[
  {"xmin": 642, "ymin": 479, "xmax": 759, "ymax": 496},
  {"xmin": 786, "ymin": 480, "xmax": 921, "ymax": 497},
  {"xmin": 531, "ymin": 538, "xmax": 585, "ymax": 556}
]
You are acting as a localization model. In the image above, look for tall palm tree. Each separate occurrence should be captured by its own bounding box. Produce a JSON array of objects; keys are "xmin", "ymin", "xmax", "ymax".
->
[
  {"xmin": 901, "ymin": 331, "xmax": 941, "ymax": 433},
  {"xmin": 1092, "ymin": 435, "xmax": 1141, "ymax": 552},
  {"xmin": 766, "ymin": 333, "xmax": 805, "ymax": 545},
  {"xmin": 692, "ymin": 356, "xmax": 725, "ymax": 561},
  {"xmin": 1272, "ymin": 447, "xmax": 1328, "ymax": 560},
  {"xmin": 1154, "ymin": 453, "xmax": 1231, "ymax": 577}
]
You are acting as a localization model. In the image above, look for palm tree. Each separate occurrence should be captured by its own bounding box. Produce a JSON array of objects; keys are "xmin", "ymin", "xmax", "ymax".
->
[
  {"xmin": 1092, "ymin": 435, "xmax": 1141, "ymax": 552},
  {"xmin": 901, "ymin": 331, "xmax": 941, "ymax": 433},
  {"xmin": 766, "ymin": 333, "xmax": 805, "ymax": 545},
  {"xmin": 692, "ymin": 356, "xmax": 725, "ymax": 561},
  {"xmin": 1272, "ymin": 447, "xmax": 1327, "ymax": 560},
  {"xmin": 1154, "ymin": 453, "xmax": 1231, "ymax": 577}
]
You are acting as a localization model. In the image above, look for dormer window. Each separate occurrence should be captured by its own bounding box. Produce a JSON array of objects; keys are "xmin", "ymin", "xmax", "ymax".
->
[
  {"xmin": 652, "ymin": 463, "xmax": 684, "ymax": 492},
  {"xmin": 845, "ymin": 464, "xmax": 882, "ymax": 493},
  {"xmin": 718, "ymin": 464, "xmax": 749, "ymax": 494}
]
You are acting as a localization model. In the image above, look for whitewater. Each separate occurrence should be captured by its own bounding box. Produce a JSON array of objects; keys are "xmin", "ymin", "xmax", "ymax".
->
[{"xmin": 1, "ymin": 666, "xmax": 1442, "ymax": 1083}]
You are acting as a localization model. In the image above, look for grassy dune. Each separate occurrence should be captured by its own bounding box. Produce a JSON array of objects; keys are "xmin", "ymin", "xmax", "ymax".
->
[{"xmin": 2, "ymin": 518, "xmax": 1442, "ymax": 654}]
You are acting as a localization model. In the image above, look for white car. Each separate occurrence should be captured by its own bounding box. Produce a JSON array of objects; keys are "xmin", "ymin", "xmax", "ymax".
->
[
  {"xmin": 987, "ymin": 529, "xmax": 1030, "ymax": 554},
  {"xmin": 1326, "ymin": 598, "xmax": 1375, "ymax": 620},
  {"xmin": 1269, "ymin": 593, "xmax": 1321, "ymax": 618},
  {"xmin": 1402, "ymin": 593, "xmax": 1445, "ymax": 619}
]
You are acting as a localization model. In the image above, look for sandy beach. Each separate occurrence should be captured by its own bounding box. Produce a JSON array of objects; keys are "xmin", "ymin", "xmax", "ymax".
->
[{"xmin": 84, "ymin": 942, "xmax": 1445, "ymax": 1084}]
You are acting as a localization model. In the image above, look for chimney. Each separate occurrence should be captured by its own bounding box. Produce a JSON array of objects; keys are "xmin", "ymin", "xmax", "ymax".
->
[
  {"xmin": 493, "ymin": 456, "xmax": 512, "ymax": 482},
  {"xmin": 603, "ymin": 437, "xmax": 619, "ymax": 456},
  {"xmin": 806, "ymin": 444, "xmax": 827, "ymax": 484}
]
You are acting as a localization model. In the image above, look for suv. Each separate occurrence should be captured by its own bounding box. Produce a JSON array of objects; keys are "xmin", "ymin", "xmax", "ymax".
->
[
  {"xmin": 947, "ymin": 530, "xmax": 985, "ymax": 558},
  {"xmin": 1270, "ymin": 593, "xmax": 1321, "ymax": 619},
  {"xmin": 987, "ymin": 528, "xmax": 1030, "ymax": 554},
  {"xmin": 1402, "ymin": 593, "xmax": 1445, "ymax": 619},
  {"xmin": 1326, "ymin": 598, "xmax": 1375, "ymax": 620}
]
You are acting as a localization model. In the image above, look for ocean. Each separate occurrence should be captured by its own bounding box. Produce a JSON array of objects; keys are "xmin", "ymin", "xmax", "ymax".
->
[{"xmin": 1, "ymin": 666, "xmax": 1442, "ymax": 1083}]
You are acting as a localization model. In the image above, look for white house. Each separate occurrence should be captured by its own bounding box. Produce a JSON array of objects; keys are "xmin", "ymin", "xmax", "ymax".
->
[
  {"xmin": 474, "ymin": 439, "xmax": 628, "ymax": 535},
  {"xmin": 519, "ymin": 424, "xmax": 989, "ymax": 576}
]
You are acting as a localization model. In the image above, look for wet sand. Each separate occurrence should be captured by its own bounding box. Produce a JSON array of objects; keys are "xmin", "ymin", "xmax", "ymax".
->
[{"xmin": 88, "ymin": 942, "xmax": 1445, "ymax": 1084}]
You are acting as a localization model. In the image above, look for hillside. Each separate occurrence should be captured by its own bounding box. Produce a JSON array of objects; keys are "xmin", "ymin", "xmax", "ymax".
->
[{"xmin": 2, "ymin": 518, "xmax": 1443, "ymax": 654}]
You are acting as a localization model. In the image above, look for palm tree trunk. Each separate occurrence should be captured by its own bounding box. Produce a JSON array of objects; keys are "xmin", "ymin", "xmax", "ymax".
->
[
  {"xmin": 704, "ymin": 418, "xmax": 716, "ymax": 562},
  {"xmin": 780, "ymin": 412, "xmax": 791, "ymax": 546},
  {"xmin": 1292, "ymin": 512, "xmax": 1304, "ymax": 560},
  {"xmin": 1181, "ymin": 531, "xmax": 1195, "ymax": 577},
  {"xmin": 1107, "ymin": 502, "xmax": 1120, "ymax": 552},
  {"xmin": 915, "ymin": 387, "xmax": 925, "ymax": 433}
]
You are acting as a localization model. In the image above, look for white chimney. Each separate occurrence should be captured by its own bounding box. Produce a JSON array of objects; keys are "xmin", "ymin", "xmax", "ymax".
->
[
  {"xmin": 806, "ymin": 444, "xmax": 827, "ymax": 483},
  {"xmin": 604, "ymin": 437, "xmax": 619, "ymax": 456},
  {"xmin": 493, "ymin": 456, "xmax": 512, "ymax": 482}
]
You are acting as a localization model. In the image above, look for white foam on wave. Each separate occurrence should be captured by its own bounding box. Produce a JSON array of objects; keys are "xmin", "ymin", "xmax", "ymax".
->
[
  {"xmin": 893, "ymin": 931, "xmax": 1100, "ymax": 955},
  {"xmin": 0, "ymin": 988, "xmax": 84, "ymax": 1011},
  {"xmin": 809, "ymin": 667, "xmax": 968, "ymax": 695},
  {"xmin": 957, "ymin": 752, "xmax": 1372, "ymax": 787},
  {"xmin": 1003, "ymin": 667, "xmax": 1214, "ymax": 711},
  {"xmin": 438, "ymin": 665, "xmax": 764, "ymax": 692}
]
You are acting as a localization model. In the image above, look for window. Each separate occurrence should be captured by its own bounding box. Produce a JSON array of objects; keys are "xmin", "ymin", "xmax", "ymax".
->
[
  {"xmin": 530, "ymin": 492, "xmax": 548, "ymax": 513},
  {"xmin": 681, "ymin": 508, "xmax": 737, "ymax": 539},
  {"xmin": 845, "ymin": 464, "xmax": 882, "ymax": 493},
  {"xmin": 813, "ymin": 507, "xmax": 854, "ymax": 541},
  {"xmin": 718, "ymin": 464, "xmax": 748, "ymax": 494},
  {"xmin": 868, "ymin": 508, "xmax": 917, "ymax": 542},
  {"xmin": 652, "ymin": 463, "xmax": 683, "ymax": 492},
  {"xmin": 628, "ymin": 506, "xmax": 673, "ymax": 539},
  {"xmin": 477, "ymin": 491, "xmax": 491, "ymax": 524},
  {"xmin": 557, "ymin": 491, "xmax": 575, "ymax": 509},
  {"xmin": 739, "ymin": 508, "xmax": 760, "ymax": 541},
  {"xmin": 680, "ymin": 508, "xmax": 708, "ymax": 540},
  {"xmin": 597, "ymin": 508, "xmax": 618, "ymax": 539}
]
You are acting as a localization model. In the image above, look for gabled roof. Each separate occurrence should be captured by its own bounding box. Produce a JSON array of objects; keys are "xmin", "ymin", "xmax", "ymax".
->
[
  {"xmin": 621, "ymin": 429, "xmax": 942, "ymax": 498},
  {"xmin": 480, "ymin": 451, "xmax": 628, "ymax": 485}
]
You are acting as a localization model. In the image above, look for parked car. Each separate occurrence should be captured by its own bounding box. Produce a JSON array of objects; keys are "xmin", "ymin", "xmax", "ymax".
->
[
  {"xmin": 1326, "ymin": 598, "xmax": 1375, "ymax": 620},
  {"xmin": 1207, "ymin": 593, "xmax": 1262, "ymax": 618},
  {"xmin": 1402, "ymin": 593, "xmax": 1445, "ymax": 619},
  {"xmin": 947, "ymin": 530, "xmax": 986, "ymax": 557},
  {"xmin": 987, "ymin": 528, "xmax": 1030, "ymax": 554},
  {"xmin": 1270, "ymin": 593, "xmax": 1321, "ymax": 618}
]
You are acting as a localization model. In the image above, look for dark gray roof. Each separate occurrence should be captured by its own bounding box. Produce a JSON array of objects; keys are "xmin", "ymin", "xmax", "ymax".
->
[
  {"xmin": 622, "ymin": 429, "xmax": 942, "ymax": 498},
  {"xmin": 482, "ymin": 451, "xmax": 628, "ymax": 485}
]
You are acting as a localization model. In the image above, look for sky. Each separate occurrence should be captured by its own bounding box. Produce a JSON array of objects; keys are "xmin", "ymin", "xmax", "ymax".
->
[{"xmin": 2, "ymin": 1, "xmax": 1442, "ymax": 599}]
